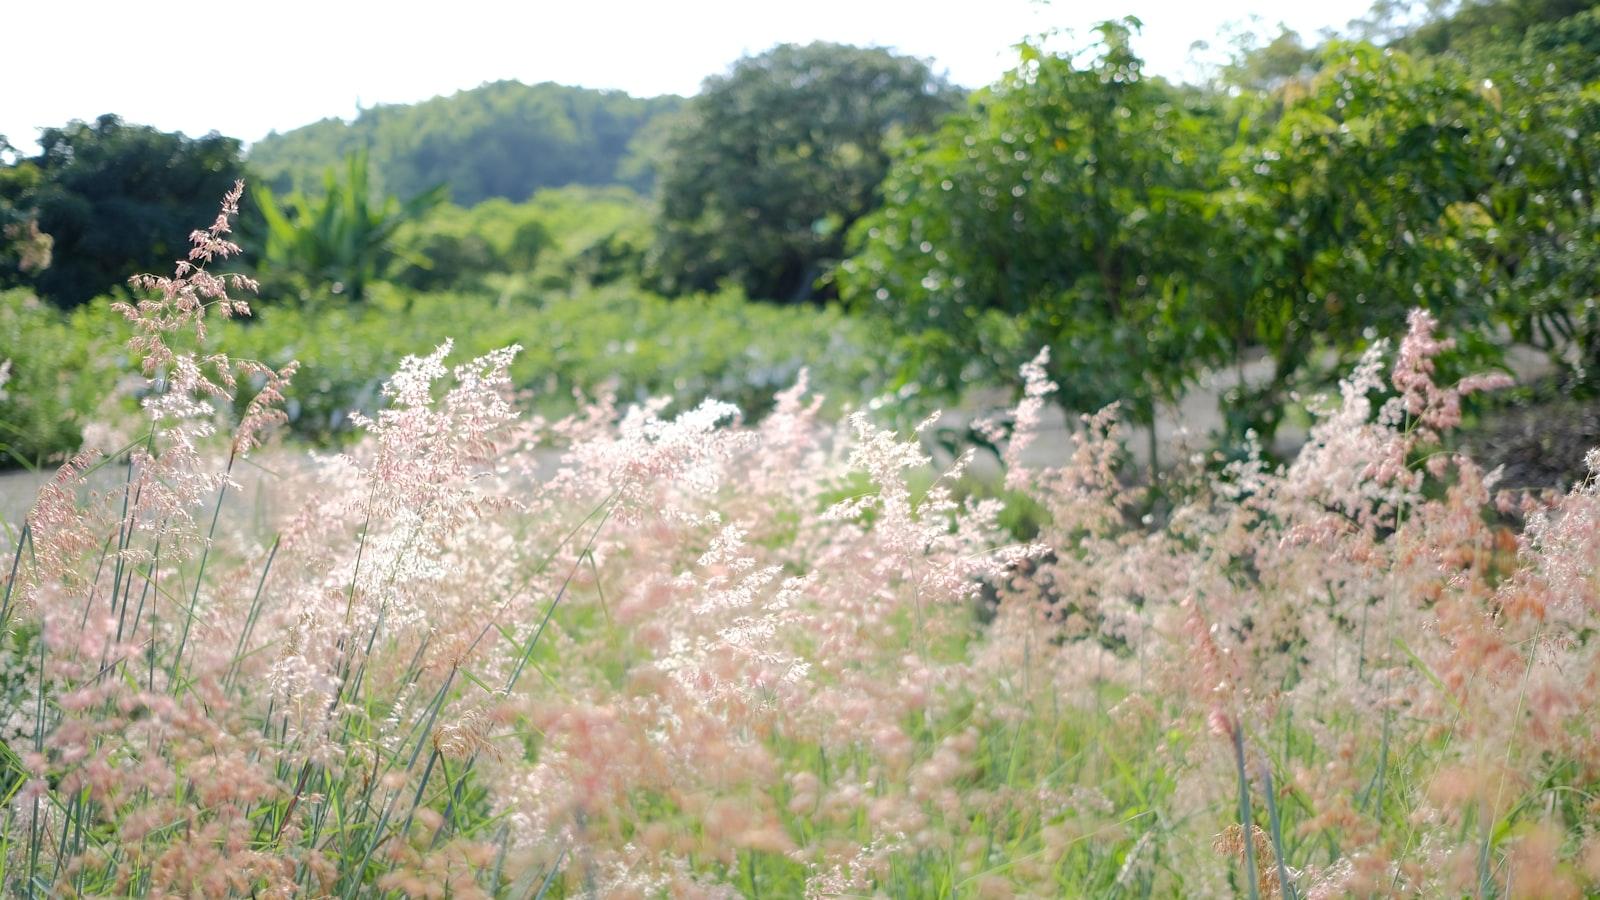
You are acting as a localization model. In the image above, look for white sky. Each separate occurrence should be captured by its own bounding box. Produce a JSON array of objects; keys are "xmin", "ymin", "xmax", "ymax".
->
[{"xmin": 5, "ymin": 0, "xmax": 1375, "ymax": 154}]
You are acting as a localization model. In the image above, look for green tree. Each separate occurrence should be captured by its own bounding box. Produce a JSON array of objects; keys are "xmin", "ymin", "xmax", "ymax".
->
[
  {"xmin": 841, "ymin": 21, "xmax": 1227, "ymax": 442},
  {"xmin": 1356, "ymin": 0, "xmax": 1594, "ymax": 53},
  {"xmin": 254, "ymin": 152, "xmax": 445, "ymax": 302},
  {"xmin": 1214, "ymin": 42, "xmax": 1501, "ymax": 438},
  {"xmin": 1468, "ymin": 7, "xmax": 1600, "ymax": 392},
  {"xmin": 1216, "ymin": 25, "xmax": 1324, "ymax": 94},
  {"xmin": 0, "ymin": 115, "xmax": 243, "ymax": 308},
  {"xmin": 651, "ymin": 42, "xmax": 961, "ymax": 301}
]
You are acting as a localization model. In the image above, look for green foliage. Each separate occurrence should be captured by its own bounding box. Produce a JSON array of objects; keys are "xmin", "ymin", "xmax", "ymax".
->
[
  {"xmin": 2, "ymin": 182, "xmax": 863, "ymax": 466},
  {"xmin": 8, "ymin": 0, "xmax": 1600, "ymax": 468},
  {"xmin": 842, "ymin": 20, "xmax": 1228, "ymax": 427},
  {"xmin": 651, "ymin": 42, "xmax": 962, "ymax": 301},
  {"xmin": 213, "ymin": 284, "xmax": 878, "ymax": 443},
  {"xmin": 0, "ymin": 280, "xmax": 875, "ymax": 466},
  {"xmin": 846, "ymin": 5, "xmax": 1600, "ymax": 444},
  {"xmin": 0, "ymin": 289, "xmax": 121, "ymax": 466},
  {"xmin": 1467, "ymin": 7, "xmax": 1600, "ymax": 391},
  {"xmin": 1506, "ymin": 2, "xmax": 1600, "ymax": 80},
  {"xmin": 0, "ymin": 115, "xmax": 244, "ymax": 308},
  {"xmin": 247, "ymin": 81, "xmax": 683, "ymax": 205},
  {"xmin": 520, "ymin": 186, "xmax": 654, "ymax": 283},
  {"xmin": 1374, "ymin": 0, "xmax": 1595, "ymax": 54},
  {"xmin": 386, "ymin": 204, "xmax": 514, "ymax": 293},
  {"xmin": 0, "ymin": 149, "xmax": 53, "ymax": 279},
  {"xmin": 254, "ymin": 152, "xmax": 446, "ymax": 302},
  {"xmin": 1216, "ymin": 26, "xmax": 1325, "ymax": 93},
  {"xmin": 388, "ymin": 226, "xmax": 502, "ymax": 293},
  {"xmin": 1213, "ymin": 42, "xmax": 1503, "ymax": 436},
  {"xmin": 388, "ymin": 187, "xmax": 650, "ymax": 293}
]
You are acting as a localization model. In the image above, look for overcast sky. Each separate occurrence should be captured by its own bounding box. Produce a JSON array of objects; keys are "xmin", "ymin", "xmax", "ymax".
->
[{"xmin": 6, "ymin": 0, "xmax": 1375, "ymax": 153}]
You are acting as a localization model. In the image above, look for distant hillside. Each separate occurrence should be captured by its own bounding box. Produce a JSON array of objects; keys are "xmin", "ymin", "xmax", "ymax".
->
[{"xmin": 247, "ymin": 80, "xmax": 684, "ymax": 205}]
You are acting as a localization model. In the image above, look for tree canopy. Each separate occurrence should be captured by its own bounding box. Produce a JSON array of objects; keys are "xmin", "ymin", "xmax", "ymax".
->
[
  {"xmin": 1211, "ymin": 41, "xmax": 1504, "ymax": 435},
  {"xmin": 844, "ymin": 6, "xmax": 1600, "ymax": 441},
  {"xmin": 247, "ymin": 81, "xmax": 683, "ymax": 206},
  {"xmin": 0, "ymin": 115, "xmax": 244, "ymax": 308},
  {"xmin": 649, "ymin": 42, "xmax": 963, "ymax": 302},
  {"xmin": 4, "ymin": 0, "xmax": 1599, "ymax": 456},
  {"xmin": 841, "ymin": 21, "xmax": 1228, "ymax": 428}
]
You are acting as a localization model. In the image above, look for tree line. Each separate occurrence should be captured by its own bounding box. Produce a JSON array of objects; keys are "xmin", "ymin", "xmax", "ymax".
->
[
  {"xmin": 2, "ymin": 0, "xmax": 1597, "ymax": 447},
  {"xmin": 247, "ymin": 80, "xmax": 683, "ymax": 204}
]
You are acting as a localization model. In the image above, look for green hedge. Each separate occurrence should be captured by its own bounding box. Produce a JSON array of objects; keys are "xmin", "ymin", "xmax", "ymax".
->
[
  {"xmin": 0, "ymin": 289, "xmax": 123, "ymax": 467},
  {"xmin": 220, "ymin": 284, "xmax": 878, "ymax": 440},
  {"xmin": 0, "ymin": 284, "xmax": 880, "ymax": 464}
]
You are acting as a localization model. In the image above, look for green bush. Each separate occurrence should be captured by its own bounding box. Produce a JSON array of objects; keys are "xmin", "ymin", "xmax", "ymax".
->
[
  {"xmin": 213, "ymin": 284, "xmax": 879, "ymax": 443},
  {"xmin": 387, "ymin": 187, "xmax": 649, "ymax": 295},
  {"xmin": 0, "ymin": 278, "xmax": 877, "ymax": 466},
  {"xmin": 0, "ymin": 289, "xmax": 122, "ymax": 466}
]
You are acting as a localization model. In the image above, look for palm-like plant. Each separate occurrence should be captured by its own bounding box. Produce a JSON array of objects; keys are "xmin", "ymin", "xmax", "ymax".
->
[{"xmin": 255, "ymin": 151, "xmax": 445, "ymax": 302}]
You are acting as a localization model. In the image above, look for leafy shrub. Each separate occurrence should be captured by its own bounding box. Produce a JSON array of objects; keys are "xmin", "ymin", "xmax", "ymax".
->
[
  {"xmin": 213, "ymin": 283, "xmax": 881, "ymax": 442},
  {"xmin": 0, "ymin": 221, "xmax": 878, "ymax": 464},
  {"xmin": 0, "ymin": 289, "xmax": 121, "ymax": 466},
  {"xmin": 252, "ymin": 152, "xmax": 446, "ymax": 303},
  {"xmin": 388, "ymin": 186, "xmax": 650, "ymax": 295}
]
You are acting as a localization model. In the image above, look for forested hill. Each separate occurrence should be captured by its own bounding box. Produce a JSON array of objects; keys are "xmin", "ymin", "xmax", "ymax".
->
[{"xmin": 246, "ymin": 80, "xmax": 683, "ymax": 205}]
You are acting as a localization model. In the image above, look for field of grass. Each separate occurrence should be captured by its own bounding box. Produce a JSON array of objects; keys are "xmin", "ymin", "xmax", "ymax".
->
[{"xmin": 4, "ymin": 188, "xmax": 1600, "ymax": 899}]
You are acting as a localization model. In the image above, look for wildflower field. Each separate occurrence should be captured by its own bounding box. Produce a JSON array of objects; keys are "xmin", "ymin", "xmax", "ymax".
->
[{"xmin": 3, "ymin": 186, "xmax": 1600, "ymax": 899}]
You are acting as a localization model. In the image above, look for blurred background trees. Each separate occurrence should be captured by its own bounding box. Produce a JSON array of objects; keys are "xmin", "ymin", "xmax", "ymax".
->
[
  {"xmin": 252, "ymin": 152, "xmax": 446, "ymax": 303},
  {"xmin": 247, "ymin": 81, "xmax": 682, "ymax": 204},
  {"xmin": 840, "ymin": 20, "xmax": 1227, "ymax": 443},
  {"xmin": 0, "ymin": 115, "xmax": 243, "ymax": 308},
  {"xmin": 1207, "ymin": 41, "xmax": 1502, "ymax": 439},
  {"xmin": 648, "ymin": 42, "xmax": 962, "ymax": 301},
  {"xmin": 1470, "ymin": 7, "xmax": 1600, "ymax": 393},
  {"xmin": 2, "ymin": 0, "xmax": 1599, "ymax": 475},
  {"xmin": 842, "ymin": 5, "xmax": 1600, "ymax": 446}
]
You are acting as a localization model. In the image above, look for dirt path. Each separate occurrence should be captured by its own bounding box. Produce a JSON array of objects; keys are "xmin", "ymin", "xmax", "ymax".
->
[{"xmin": 931, "ymin": 355, "xmax": 1294, "ymax": 474}]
